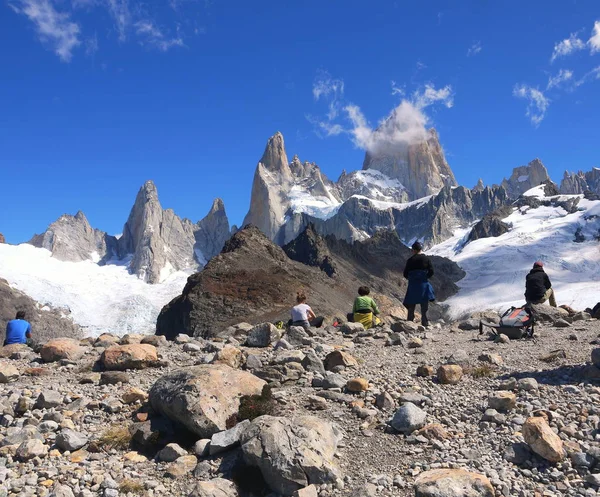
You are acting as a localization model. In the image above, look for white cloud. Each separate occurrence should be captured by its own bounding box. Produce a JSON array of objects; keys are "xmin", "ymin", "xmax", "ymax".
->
[
  {"xmin": 391, "ymin": 80, "xmax": 405, "ymax": 96},
  {"xmin": 467, "ymin": 41, "xmax": 482, "ymax": 57},
  {"xmin": 547, "ymin": 68, "xmax": 573, "ymax": 90},
  {"xmin": 590, "ymin": 21, "xmax": 600, "ymax": 53},
  {"xmin": 134, "ymin": 20, "xmax": 184, "ymax": 51},
  {"xmin": 551, "ymin": 33, "xmax": 585, "ymax": 62},
  {"xmin": 10, "ymin": 0, "xmax": 81, "ymax": 62},
  {"xmin": 513, "ymin": 84, "xmax": 550, "ymax": 127}
]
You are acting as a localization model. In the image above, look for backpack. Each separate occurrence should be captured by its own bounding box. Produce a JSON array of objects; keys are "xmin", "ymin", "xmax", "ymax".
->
[{"xmin": 479, "ymin": 306, "xmax": 535, "ymax": 339}]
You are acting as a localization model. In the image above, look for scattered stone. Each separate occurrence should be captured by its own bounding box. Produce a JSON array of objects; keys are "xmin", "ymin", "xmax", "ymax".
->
[
  {"xmin": 246, "ymin": 323, "xmax": 281, "ymax": 347},
  {"xmin": 478, "ymin": 353, "xmax": 503, "ymax": 365},
  {"xmin": 416, "ymin": 365, "xmax": 434, "ymax": 377},
  {"xmin": 446, "ymin": 349, "xmax": 469, "ymax": 366},
  {"xmin": 193, "ymin": 439, "xmax": 211, "ymax": 457},
  {"xmin": 540, "ymin": 349, "xmax": 567, "ymax": 363},
  {"xmin": 488, "ymin": 391, "xmax": 516, "ymax": 411},
  {"xmin": 55, "ymin": 429, "xmax": 88, "ymax": 452},
  {"xmin": 408, "ymin": 337, "xmax": 424, "ymax": 349},
  {"xmin": 302, "ymin": 350, "xmax": 325, "ymax": 374},
  {"xmin": 122, "ymin": 387, "xmax": 148, "ymax": 404},
  {"xmin": 346, "ymin": 377, "xmax": 369, "ymax": 392},
  {"xmin": 324, "ymin": 350, "xmax": 358, "ymax": 370},
  {"xmin": 16, "ymin": 439, "xmax": 48, "ymax": 460},
  {"xmin": 437, "ymin": 365, "xmax": 463, "ymax": 385},
  {"xmin": 495, "ymin": 334, "xmax": 510, "ymax": 344},
  {"xmin": 554, "ymin": 319, "xmax": 572, "ymax": 328},
  {"xmin": 414, "ymin": 469, "xmax": 494, "ymax": 497},
  {"xmin": 101, "ymin": 344, "xmax": 158, "ymax": 370},
  {"xmin": 209, "ymin": 420, "xmax": 250, "ymax": 455},
  {"xmin": 35, "ymin": 390, "xmax": 63, "ymax": 409},
  {"xmin": 166, "ymin": 455, "xmax": 198, "ymax": 477},
  {"xmin": 0, "ymin": 343, "xmax": 29, "ymax": 359},
  {"xmin": 40, "ymin": 339, "xmax": 85, "ymax": 363},
  {"xmin": 504, "ymin": 442, "xmax": 532, "ymax": 465},
  {"xmin": 517, "ymin": 378, "xmax": 539, "ymax": 392},
  {"xmin": 522, "ymin": 416, "xmax": 565, "ymax": 462},
  {"xmin": 189, "ymin": 478, "xmax": 239, "ymax": 497},
  {"xmin": 375, "ymin": 391, "xmax": 395, "ymax": 410},
  {"xmin": 157, "ymin": 443, "xmax": 188, "ymax": 462},
  {"xmin": 390, "ymin": 321, "xmax": 418, "ymax": 333},
  {"xmin": 0, "ymin": 362, "xmax": 19, "ymax": 383},
  {"xmin": 390, "ymin": 402, "xmax": 427, "ymax": 434},
  {"xmin": 340, "ymin": 322, "xmax": 364, "ymax": 334},
  {"xmin": 212, "ymin": 345, "xmax": 243, "ymax": 368},
  {"xmin": 100, "ymin": 371, "xmax": 130, "ymax": 385}
]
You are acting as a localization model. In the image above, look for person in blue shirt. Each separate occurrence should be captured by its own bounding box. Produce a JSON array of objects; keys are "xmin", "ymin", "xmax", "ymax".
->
[{"xmin": 4, "ymin": 311, "xmax": 32, "ymax": 346}]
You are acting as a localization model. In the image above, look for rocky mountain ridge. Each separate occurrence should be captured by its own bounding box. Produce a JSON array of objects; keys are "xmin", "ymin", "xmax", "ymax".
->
[{"xmin": 28, "ymin": 181, "xmax": 231, "ymax": 284}]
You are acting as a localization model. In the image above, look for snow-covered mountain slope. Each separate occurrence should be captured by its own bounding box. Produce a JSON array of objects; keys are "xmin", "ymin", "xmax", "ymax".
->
[
  {"xmin": 430, "ymin": 187, "xmax": 600, "ymax": 318},
  {"xmin": 0, "ymin": 243, "xmax": 190, "ymax": 337}
]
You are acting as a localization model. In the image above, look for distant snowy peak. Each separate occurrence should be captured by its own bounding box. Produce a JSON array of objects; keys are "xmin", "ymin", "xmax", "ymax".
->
[
  {"xmin": 501, "ymin": 158, "xmax": 551, "ymax": 198},
  {"xmin": 29, "ymin": 180, "xmax": 230, "ymax": 284},
  {"xmin": 29, "ymin": 210, "xmax": 118, "ymax": 264},
  {"xmin": 560, "ymin": 167, "xmax": 600, "ymax": 195},
  {"xmin": 362, "ymin": 128, "xmax": 457, "ymax": 200}
]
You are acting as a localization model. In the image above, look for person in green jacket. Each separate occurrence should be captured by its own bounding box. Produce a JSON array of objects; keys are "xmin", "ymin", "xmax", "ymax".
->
[{"xmin": 352, "ymin": 286, "xmax": 381, "ymax": 329}]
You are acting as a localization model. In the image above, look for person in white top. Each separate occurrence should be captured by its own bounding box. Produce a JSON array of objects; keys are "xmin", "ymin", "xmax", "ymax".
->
[{"xmin": 290, "ymin": 292, "xmax": 324, "ymax": 330}]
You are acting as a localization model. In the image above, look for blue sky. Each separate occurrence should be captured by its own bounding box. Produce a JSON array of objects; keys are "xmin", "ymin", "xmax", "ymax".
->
[{"xmin": 1, "ymin": 0, "xmax": 599, "ymax": 244}]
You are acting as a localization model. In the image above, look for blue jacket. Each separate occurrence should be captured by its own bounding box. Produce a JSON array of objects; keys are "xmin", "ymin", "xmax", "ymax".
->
[{"xmin": 403, "ymin": 269, "xmax": 435, "ymax": 305}]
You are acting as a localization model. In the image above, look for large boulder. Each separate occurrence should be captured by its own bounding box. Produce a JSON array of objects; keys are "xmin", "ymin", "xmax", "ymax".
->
[
  {"xmin": 240, "ymin": 415, "xmax": 342, "ymax": 496},
  {"xmin": 522, "ymin": 416, "xmax": 565, "ymax": 463},
  {"xmin": 149, "ymin": 364, "xmax": 266, "ymax": 437},
  {"xmin": 529, "ymin": 304, "xmax": 568, "ymax": 324},
  {"xmin": 414, "ymin": 469, "xmax": 494, "ymax": 496},
  {"xmin": 0, "ymin": 362, "xmax": 19, "ymax": 383},
  {"xmin": 0, "ymin": 343, "xmax": 29, "ymax": 359},
  {"xmin": 40, "ymin": 338, "xmax": 85, "ymax": 363},
  {"xmin": 101, "ymin": 344, "xmax": 158, "ymax": 370},
  {"xmin": 324, "ymin": 350, "xmax": 358, "ymax": 370}
]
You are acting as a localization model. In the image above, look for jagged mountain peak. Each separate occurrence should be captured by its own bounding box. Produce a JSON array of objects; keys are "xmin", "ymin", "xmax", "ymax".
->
[
  {"xmin": 259, "ymin": 131, "xmax": 291, "ymax": 179},
  {"xmin": 209, "ymin": 198, "xmax": 226, "ymax": 214},
  {"xmin": 501, "ymin": 159, "xmax": 550, "ymax": 198}
]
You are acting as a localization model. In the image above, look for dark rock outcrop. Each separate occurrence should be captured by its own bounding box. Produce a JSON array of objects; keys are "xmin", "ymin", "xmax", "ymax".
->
[
  {"xmin": 283, "ymin": 224, "xmax": 337, "ymax": 277},
  {"xmin": 156, "ymin": 226, "xmax": 464, "ymax": 339},
  {"xmin": 467, "ymin": 206, "xmax": 513, "ymax": 243},
  {"xmin": 0, "ymin": 233, "xmax": 5, "ymax": 244},
  {"xmin": 0, "ymin": 278, "xmax": 81, "ymax": 345}
]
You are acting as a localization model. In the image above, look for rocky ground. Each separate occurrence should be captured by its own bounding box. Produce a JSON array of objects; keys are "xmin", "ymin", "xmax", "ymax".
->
[{"xmin": 0, "ymin": 307, "xmax": 599, "ymax": 497}]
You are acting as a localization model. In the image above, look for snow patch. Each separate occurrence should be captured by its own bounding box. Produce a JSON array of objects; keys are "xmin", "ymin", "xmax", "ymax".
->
[
  {"xmin": 429, "ymin": 196, "xmax": 600, "ymax": 319},
  {"xmin": 288, "ymin": 185, "xmax": 341, "ymax": 220},
  {"xmin": 0, "ymin": 243, "xmax": 190, "ymax": 337},
  {"xmin": 517, "ymin": 175, "xmax": 530, "ymax": 183}
]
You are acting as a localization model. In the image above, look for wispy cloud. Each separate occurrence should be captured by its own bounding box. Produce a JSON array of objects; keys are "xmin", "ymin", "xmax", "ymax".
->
[
  {"xmin": 134, "ymin": 20, "xmax": 184, "ymax": 51},
  {"xmin": 590, "ymin": 21, "xmax": 600, "ymax": 53},
  {"xmin": 547, "ymin": 68, "xmax": 573, "ymax": 90},
  {"xmin": 551, "ymin": 33, "xmax": 585, "ymax": 62},
  {"xmin": 513, "ymin": 84, "xmax": 549, "ymax": 127},
  {"xmin": 467, "ymin": 41, "xmax": 482, "ymax": 57},
  {"xmin": 9, "ymin": 0, "xmax": 81, "ymax": 62},
  {"xmin": 106, "ymin": 0, "xmax": 131, "ymax": 42},
  {"xmin": 312, "ymin": 71, "xmax": 345, "ymax": 101},
  {"xmin": 574, "ymin": 66, "xmax": 600, "ymax": 87}
]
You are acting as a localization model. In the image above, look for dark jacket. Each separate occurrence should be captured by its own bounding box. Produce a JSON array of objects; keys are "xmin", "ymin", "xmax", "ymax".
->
[
  {"xmin": 403, "ymin": 253, "xmax": 435, "ymax": 305},
  {"xmin": 403, "ymin": 253, "xmax": 434, "ymax": 279},
  {"xmin": 525, "ymin": 267, "xmax": 551, "ymax": 302}
]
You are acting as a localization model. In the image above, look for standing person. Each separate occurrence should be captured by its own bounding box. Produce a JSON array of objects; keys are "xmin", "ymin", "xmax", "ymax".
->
[
  {"xmin": 290, "ymin": 292, "xmax": 324, "ymax": 330},
  {"xmin": 352, "ymin": 286, "xmax": 381, "ymax": 329},
  {"xmin": 525, "ymin": 261, "xmax": 557, "ymax": 307},
  {"xmin": 403, "ymin": 241, "xmax": 435, "ymax": 327},
  {"xmin": 4, "ymin": 311, "xmax": 32, "ymax": 346}
]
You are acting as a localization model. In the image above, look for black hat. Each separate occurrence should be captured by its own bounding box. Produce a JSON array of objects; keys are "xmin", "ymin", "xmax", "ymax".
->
[{"xmin": 411, "ymin": 241, "xmax": 423, "ymax": 251}]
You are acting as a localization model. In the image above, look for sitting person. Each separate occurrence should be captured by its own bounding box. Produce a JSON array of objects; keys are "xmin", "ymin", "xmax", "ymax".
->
[
  {"xmin": 352, "ymin": 286, "xmax": 381, "ymax": 329},
  {"xmin": 525, "ymin": 261, "xmax": 557, "ymax": 307},
  {"xmin": 4, "ymin": 311, "xmax": 32, "ymax": 346},
  {"xmin": 290, "ymin": 292, "xmax": 324, "ymax": 330}
]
